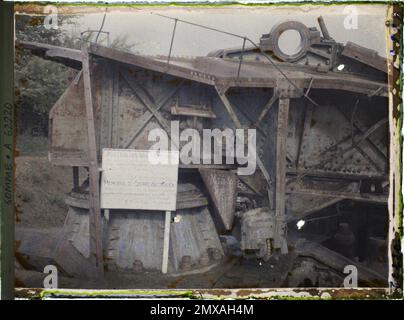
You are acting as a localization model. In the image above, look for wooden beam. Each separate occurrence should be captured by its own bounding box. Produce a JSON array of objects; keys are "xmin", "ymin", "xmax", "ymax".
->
[
  {"xmin": 171, "ymin": 104, "xmax": 216, "ymax": 119},
  {"xmin": 120, "ymin": 70, "xmax": 179, "ymax": 150},
  {"xmin": 120, "ymin": 81, "xmax": 183, "ymax": 149},
  {"xmin": 321, "ymin": 118, "xmax": 388, "ymax": 165},
  {"xmin": 295, "ymin": 240, "xmax": 387, "ymax": 284},
  {"xmin": 274, "ymin": 98, "xmax": 290, "ymax": 254},
  {"xmin": 46, "ymin": 48, "xmax": 82, "ymax": 62},
  {"xmin": 286, "ymin": 198, "xmax": 343, "ymax": 223},
  {"xmin": 18, "ymin": 40, "xmax": 81, "ymax": 62},
  {"xmin": 161, "ymin": 211, "xmax": 172, "ymax": 274},
  {"xmin": 122, "ymin": 71, "xmax": 171, "ymax": 131},
  {"xmin": 287, "ymin": 167, "xmax": 388, "ymax": 181},
  {"xmin": 336, "ymin": 105, "xmax": 387, "ymax": 161},
  {"xmin": 17, "ymin": 40, "xmax": 82, "ymax": 68},
  {"xmin": 81, "ymin": 45, "xmax": 104, "ymax": 277},
  {"xmin": 100, "ymin": 63, "xmax": 114, "ymax": 149},
  {"xmin": 89, "ymin": 43, "xmax": 215, "ymax": 86},
  {"xmin": 287, "ymin": 187, "xmax": 387, "ymax": 204},
  {"xmin": 112, "ymin": 67, "xmax": 120, "ymax": 148},
  {"xmin": 87, "ymin": 43, "xmax": 387, "ymax": 97},
  {"xmin": 232, "ymin": 102, "xmax": 267, "ymax": 137},
  {"xmin": 254, "ymin": 91, "xmax": 279, "ymax": 128},
  {"xmin": 214, "ymin": 86, "xmax": 242, "ymax": 128},
  {"xmin": 341, "ymin": 41, "xmax": 387, "ymax": 73}
]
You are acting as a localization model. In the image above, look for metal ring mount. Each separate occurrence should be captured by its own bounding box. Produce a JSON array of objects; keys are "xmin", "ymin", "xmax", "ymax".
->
[{"xmin": 268, "ymin": 21, "xmax": 311, "ymax": 62}]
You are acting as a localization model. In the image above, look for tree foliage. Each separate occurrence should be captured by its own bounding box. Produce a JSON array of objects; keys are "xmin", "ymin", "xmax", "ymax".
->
[
  {"xmin": 15, "ymin": 14, "xmax": 135, "ymax": 135},
  {"xmin": 16, "ymin": 14, "xmax": 78, "ymax": 135}
]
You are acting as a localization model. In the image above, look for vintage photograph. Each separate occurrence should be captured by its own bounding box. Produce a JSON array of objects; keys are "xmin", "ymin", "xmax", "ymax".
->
[{"xmin": 11, "ymin": 3, "xmax": 398, "ymax": 293}]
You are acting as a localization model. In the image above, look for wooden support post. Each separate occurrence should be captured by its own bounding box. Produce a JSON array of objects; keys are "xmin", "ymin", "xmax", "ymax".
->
[
  {"xmin": 274, "ymin": 98, "xmax": 290, "ymax": 254},
  {"xmin": 81, "ymin": 45, "xmax": 104, "ymax": 277},
  {"xmin": 161, "ymin": 211, "xmax": 171, "ymax": 274}
]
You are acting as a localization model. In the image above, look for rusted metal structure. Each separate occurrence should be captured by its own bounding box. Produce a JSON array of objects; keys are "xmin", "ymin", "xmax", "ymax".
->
[{"xmin": 16, "ymin": 17, "xmax": 390, "ymax": 286}]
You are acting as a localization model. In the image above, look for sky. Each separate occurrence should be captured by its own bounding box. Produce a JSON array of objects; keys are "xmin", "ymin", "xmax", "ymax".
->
[{"xmin": 61, "ymin": 5, "xmax": 389, "ymax": 58}]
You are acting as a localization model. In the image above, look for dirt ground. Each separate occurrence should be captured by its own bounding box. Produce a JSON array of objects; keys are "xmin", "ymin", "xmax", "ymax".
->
[{"xmin": 15, "ymin": 155, "xmax": 72, "ymax": 228}]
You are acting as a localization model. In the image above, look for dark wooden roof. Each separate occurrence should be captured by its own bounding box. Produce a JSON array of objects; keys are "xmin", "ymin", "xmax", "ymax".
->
[{"xmin": 17, "ymin": 40, "xmax": 388, "ymax": 97}]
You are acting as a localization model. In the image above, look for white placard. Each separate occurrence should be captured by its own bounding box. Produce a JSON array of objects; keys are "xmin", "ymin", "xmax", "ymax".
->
[{"xmin": 101, "ymin": 149, "xmax": 179, "ymax": 211}]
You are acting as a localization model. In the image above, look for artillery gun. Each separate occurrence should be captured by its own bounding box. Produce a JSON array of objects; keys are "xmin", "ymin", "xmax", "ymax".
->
[{"xmin": 16, "ymin": 17, "xmax": 389, "ymax": 286}]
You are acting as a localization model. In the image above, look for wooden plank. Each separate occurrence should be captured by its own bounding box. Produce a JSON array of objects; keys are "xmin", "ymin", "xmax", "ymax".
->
[
  {"xmin": 87, "ymin": 43, "xmax": 388, "ymax": 97},
  {"xmin": 89, "ymin": 43, "xmax": 215, "ymax": 86},
  {"xmin": 120, "ymin": 71, "xmax": 172, "ymax": 134},
  {"xmin": 322, "ymin": 118, "xmax": 387, "ymax": 163},
  {"xmin": 295, "ymin": 240, "xmax": 387, "ymax": 284},
  {"xmin": 120, "ymin": 82, "xmax": 183, "ymax": 149},
  {"xmin": 18, "ymin": 40, "xmax": 81, "ymax": 61},
  {"xmin": 161, "ymin": 211, "xmax": 171, "ymax": 274},
  {"xmin": 287, "ymin": 187, "xmax": 387, "ymax": 204},
  {"xmin": 214, "ymin": 86, "xmax": 242, "ymax": 128},
  {"xmin": 171, "ymin": 105, "xmax": 216, "ymax": 119},
  {"xmin": 274, "ymin": 98, "xmax": 290, "ymax": 253},
  {"xmin": 46, "ymin": 48, "xmax": 82, "ymax": 63},
  {"xmin": 81, "ymin": 45, "xmax": 104, "ymax": 277},
  {"xmin": 233, "ymin": 102, "xmax": 267, "ymax": 137},
  {"xmin": 288, "ymin": 167, "xmax": 388, "ymax": 181},
  {"xmin": 100, "ymin": 63, "xmax": 114, "ymax": 149},
  {"xmin": 255, "ymin": 91, "xmax": 279, "ymax": 128},
  {"xmin": 119, "ymin": 70, "xmax": 179, "ymax": 150},
  {"xmin": 112, "ymin": 67, "xmax": 120, "ymax": 148},
  {"xmin": 0, "ymin": 1, "xmax": 15, "ymax": 300},
  {"xmin": 342, "ymin": 41, "xmax": 387, "ymax": 73},
  {"xmin": 336, "ymin": 105, "xmax": 387, "ymax": 161},
  {"xmin": 49, "ymin": 150, "xmax": 88, "ymax": 167},
  {"xmin": 21, "ymin": 41, "xmax": 388, "ymax": 96},
  {"xmin": 286, "ymin": 198, "xmax": 342, "ymax": 223},
  {"xmin": 17, "ymin": 40, "xmax": 82, "ymax": 65}
]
